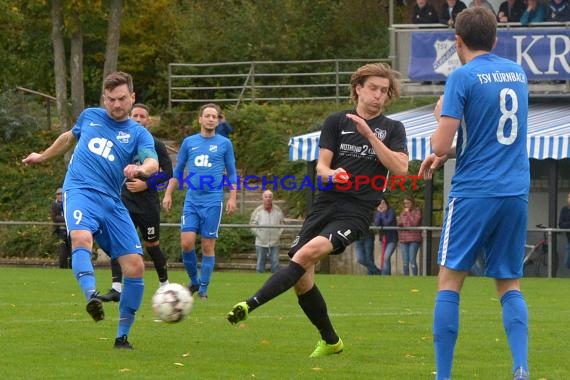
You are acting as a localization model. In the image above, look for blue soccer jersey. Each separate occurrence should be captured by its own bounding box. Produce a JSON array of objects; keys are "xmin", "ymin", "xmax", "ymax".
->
[
  {"xmin": 442, "ymin": 53, "xmax": 530, "ymax": 198},
  {"xmin": 173, "ymin": 133, "xmax": 237, "ymax": 206},
  {"xmin": 63, "ymin": 108, "xmax": 157, "ymax": 199}
]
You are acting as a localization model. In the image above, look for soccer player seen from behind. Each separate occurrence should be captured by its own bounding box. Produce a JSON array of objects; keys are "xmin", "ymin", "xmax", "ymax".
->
[
  {"xmin": 226, "ymin": 63, "xmax": 409, "ymax": 357},
  {"xmin": 22, "ymin": 72, "xmax": 159, "ymax": 350},
  {"xmin": 162, "ymin": 103, "xmax": 237, "ymax": 300},
  {"xmin": 418, "ymin": 7, "xmax": 530, "ymax": 380},
  {"xmin": 98, "ymin": 103, "xmax": 173, "ymax": 303}
]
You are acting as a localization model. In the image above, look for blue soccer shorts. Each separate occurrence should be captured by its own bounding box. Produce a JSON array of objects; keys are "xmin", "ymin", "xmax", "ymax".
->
[
  {"xmin": 438, "ymin": 196, "xmax": 528, "ymax": 279},
  {"xmin": 181, "ymin": 201, "xmax": 223, "ymax": 238},
  {"xmin": 64, "ymin": 189, "xmax": 143, "ymax": 258}
]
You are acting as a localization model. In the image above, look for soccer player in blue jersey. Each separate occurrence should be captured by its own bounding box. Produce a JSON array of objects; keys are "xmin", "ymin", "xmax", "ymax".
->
[
  {"xmin": 419, "ymin": 7, "xmax": 530, "ymax": 380},
  {"xmin": 23, "ymin": 72, "xmax": 159, "ymax": 349},
  {"xmin": 162, "ymin": 103, "xmax": 237, "ymax": 299}
]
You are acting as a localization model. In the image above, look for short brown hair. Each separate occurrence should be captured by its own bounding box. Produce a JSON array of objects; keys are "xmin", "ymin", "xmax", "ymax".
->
[
  {"xmin": 350, "ymin": 63, "xmax": 401, "ymax": 106},
  {"xmin": 199, "ymin": 103, "xmax": 221, "ymax": 117},
  {"xmin": 103, "ymin": 71, "xmax": 134, "ymax": 93},
  {"xmin": 455, "ymin": 7, "xmax": 496, "ymax": 52}
]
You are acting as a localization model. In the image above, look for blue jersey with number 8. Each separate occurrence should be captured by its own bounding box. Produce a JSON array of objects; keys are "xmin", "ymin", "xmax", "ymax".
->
[{"xmin": 442, "ymin": 53, "xmax": 529, "ymax": 198}]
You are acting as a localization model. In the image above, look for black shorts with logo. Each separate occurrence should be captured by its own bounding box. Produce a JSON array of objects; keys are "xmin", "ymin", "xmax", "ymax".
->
[
  {"xmin": 288, "ymin": 191, "xmax": 377, "ymax": 258},
  {"xmin": 128, "ymin": 206, "xmax": 161, "ymax": 243}
]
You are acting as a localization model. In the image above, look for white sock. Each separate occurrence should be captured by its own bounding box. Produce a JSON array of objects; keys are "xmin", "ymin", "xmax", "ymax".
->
[
  {"xmin": 159, "ymin": 280, "xmax": 170, "ymax": 287},
  {"xmin": 112, "ymin": 282, "xmax": 122, "ymax": 293}
]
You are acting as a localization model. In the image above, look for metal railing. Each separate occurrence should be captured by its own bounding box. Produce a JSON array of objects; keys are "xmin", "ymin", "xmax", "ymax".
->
[
  {"xmin": 168, "ymin": 59, "xmax": 392, "ymax": 110},
  {"xmin": 1, "ymin": 221, "xmax": 564, "ymax": 278}
]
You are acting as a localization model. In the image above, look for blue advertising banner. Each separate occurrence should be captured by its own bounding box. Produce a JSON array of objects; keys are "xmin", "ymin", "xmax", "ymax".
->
[{"xmin": 408, "ymin": 29, "xmax": 570, "ymax": 81}]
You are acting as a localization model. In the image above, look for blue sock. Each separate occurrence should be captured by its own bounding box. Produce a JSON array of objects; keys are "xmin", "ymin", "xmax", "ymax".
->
[
  {"xmin": 71, "ymin": 248, "xmax": 97, "ymax": 301},
  {"xmin": 182, "ymin": 250, "xmax": 199, "ymax": 285},
  {"xmin": 433, "ymin": 290, "xmax": 460, "ymax": 380},
  {"xmin": 199, "ymin": 255, "xmax": 215, "ymax": 295},
  {"xmin": 117, "ymin": 277, "xmax": 144, "ymax": 338},
  {"xmin": 501, "ymin": 290, "xmax": 529, "ymax": 373}
]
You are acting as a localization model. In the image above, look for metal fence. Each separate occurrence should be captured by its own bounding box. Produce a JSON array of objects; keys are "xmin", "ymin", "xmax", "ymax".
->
[
  {"xmin": 1, "ymin": 221, "xmax": 565, "ymax": 278},
  {"xmin": 168, "ymin": 59, "xmax": 393, "ymax": 110}
]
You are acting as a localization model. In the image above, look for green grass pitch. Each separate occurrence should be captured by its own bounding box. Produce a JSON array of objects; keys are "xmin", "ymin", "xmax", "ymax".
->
[{"xmin": 0, "ymin": 267, "xmax": 568, "ymax": 379}]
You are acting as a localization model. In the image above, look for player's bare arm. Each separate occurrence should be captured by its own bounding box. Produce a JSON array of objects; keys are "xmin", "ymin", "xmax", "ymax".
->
[
  {"xmin": 226, "ymin": 188, "xmax": 237, "ymax": 215},
  {"xmin": 345, "ymin": 113, "xmax": 408, "ymax": 176},
  {"xmin": 22, "ymin": 130, "xmax": 76, "ymax": 165},
  {"xmin": 162, "ymin": 176, "xmax": 179, "ymax": 212},
  {"xmin": 316, "ymin": 149, "xmax": 348, "ymax": 183},
  {"xmin": 125, "ymin": 178, "xmax": 149, "ymax": 193}
]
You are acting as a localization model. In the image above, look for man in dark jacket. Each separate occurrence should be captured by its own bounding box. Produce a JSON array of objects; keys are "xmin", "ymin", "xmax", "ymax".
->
[
  {"xmin": 52, "ymin": 187, "xmax": 72, "ymax": 268},
  {"xmin": 558, "ymin": 193, "xmax": 570, "ymax": 268}
]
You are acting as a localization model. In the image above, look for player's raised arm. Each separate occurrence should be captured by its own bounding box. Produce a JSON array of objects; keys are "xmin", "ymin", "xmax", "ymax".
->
[{"xmin": 22, "ymin": 130, "xmax": 76, "ymax": 165}]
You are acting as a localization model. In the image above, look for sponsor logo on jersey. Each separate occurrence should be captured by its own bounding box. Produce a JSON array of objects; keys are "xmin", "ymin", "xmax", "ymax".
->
[
  {"xmin": 116, "ymin": 131, "xmax": 131, "ymax": 144},
  {"xmin": 374, "ymin": 129, "xmax": 387, "ymax": 140},
  {"xmin": 88, "ymin": 137, "xmax": 115, "ymax": 161},
  {"xmin": 194, "ymin": 154, "xmax": 212, "ymax": 167}
]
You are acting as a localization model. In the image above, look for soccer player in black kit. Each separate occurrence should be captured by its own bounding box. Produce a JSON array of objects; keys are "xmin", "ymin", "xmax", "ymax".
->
[
  {"xmin": 99, "ymin": 103, "xmax": 173, "ymax": 302},
  {"xmin": 227, "ymin": 63, "xmax": 409, "ymax": 357}
]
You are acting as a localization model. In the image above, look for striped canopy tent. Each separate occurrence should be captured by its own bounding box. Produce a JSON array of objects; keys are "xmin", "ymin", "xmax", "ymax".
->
[{"xmin": 288, "ymin": 102, "xmax": 570, "ymax": 162}]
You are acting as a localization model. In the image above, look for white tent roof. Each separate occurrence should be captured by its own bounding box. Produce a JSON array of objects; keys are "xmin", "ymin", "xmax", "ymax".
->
[{"xmin": 289, "ymin": 102, "xmax": 570, "ymax": 161}]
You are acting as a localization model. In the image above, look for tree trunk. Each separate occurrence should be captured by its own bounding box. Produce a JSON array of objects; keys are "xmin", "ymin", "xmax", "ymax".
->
[
  {"xmin": 50, "ymin": 0, "xmax": 69, "ymax": 133},
  {"xmin": 101, "ymin": 0, "xmax": 123, "ymax": 102},
  {"xmin": 70, "ymin": 9, "xmax": 84, "ymax": 120}
]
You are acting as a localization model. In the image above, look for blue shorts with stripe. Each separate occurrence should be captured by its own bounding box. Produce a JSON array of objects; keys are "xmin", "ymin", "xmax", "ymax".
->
[
  {"xmin": 181, "ymin": 202, "xmax": 223, "ymax": 238},
  {"xmin": 438, "ymin": 196, "xmax": 527, "ymax": 279},
  {"xmin": 63, "ymin": 189, "xmax": 143, "ymax": 258}
]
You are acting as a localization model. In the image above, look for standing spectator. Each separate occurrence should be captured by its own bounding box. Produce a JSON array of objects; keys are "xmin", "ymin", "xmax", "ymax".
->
[
  {"xmin": 398, "ymin": 196, "xmax": 422, "ymax": 276},
  {"xmin": 497, "ymin": 0, "xmax": 526, "ymax": 22},
  {"xmin": 440, "ymin": 0, "xmax": 468, "ymax": 27},
  {"xmin": 250, "ymin": 190, "xmax": 284, "ymax": 273},
  {"xmin": 469, "ymin": 0, "xmax": 495, "ymax": 13},
  {"xmin": 375, "ymin": 199, "xmax": 398, "ymax": 275},
  {"xmin": 412, "ymin": 0, "xmax": 440, "ymax": 23},
  {"xmin": 520, "ymin": 0, "xmax": 548, "ymax": 24},
  {"xmin": 548, "ymin": 0, "xmax": 570, "ymax": 21},
  {"xmin": 51, "ymin": 187, "xmax": 71, "ymax": 269},
  {"xmin": 226, "ymin": 62, "xmax": 409, "ymax": 357},
  {"xmin": 354, "ymin": 229, "xmax": 382, "ymax": 275},
  {"xmin": 216, "ymin": 112, "xmax": 234, "ymax": 138},
  {"xmin": 23, "ymin": 71, "xmax": 159, "ymax": 349},
  {"xmin": 419, "ymin": 7, "xmax": 530, "ymax": 379},
  {"xmin": 558, "ymin": 192, "xmax": 570, "ymax": 268},
  {"xmin": 98, "ymin": 103, "xmax": 173, "ymax": 302},
  {"xmin": 162, "ymin": 103, "xmax": 238, "ymax": 300}
]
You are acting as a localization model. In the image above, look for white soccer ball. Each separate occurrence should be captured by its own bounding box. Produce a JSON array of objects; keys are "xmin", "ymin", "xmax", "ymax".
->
[{"xmin": 152, "ymin": 283, "xmax": 194, "ymax": 323}]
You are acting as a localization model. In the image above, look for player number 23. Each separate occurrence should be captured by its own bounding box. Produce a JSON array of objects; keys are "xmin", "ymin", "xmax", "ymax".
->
[{"xmin": 496, "ymin": 88, "xmax": 519, "ymax": 146}]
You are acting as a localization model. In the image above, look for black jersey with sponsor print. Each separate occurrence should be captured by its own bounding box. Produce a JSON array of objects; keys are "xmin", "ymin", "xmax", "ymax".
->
[
  {"xmin": 319, "ymin": 110, "xmax": 408, "ymax": 202},
  {"xmin": 121, "ymin": 136, "xmax": 173, "ymax": 214}
]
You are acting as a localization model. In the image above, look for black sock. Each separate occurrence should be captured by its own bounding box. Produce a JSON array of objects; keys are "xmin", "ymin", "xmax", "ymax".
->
[
  {"xmin": 147, "ymin": 245, "xmax": 168, "ymax": 283},
  {"xmin": 298, "ymin": 285, "xmax": 338, "ymax": 344},
  {"xmin": 246, "ymin": 261, "xmax": 305, "ymax": 312},
  {"xmin": 110, "ymin": 258, "xmax": 122, "ymax": 284}
]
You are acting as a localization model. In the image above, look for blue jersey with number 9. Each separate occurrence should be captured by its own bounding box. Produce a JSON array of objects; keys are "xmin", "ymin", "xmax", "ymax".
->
[{"xmin": 442, "ymin": 53, "xmax": 529, "ymax": 198}]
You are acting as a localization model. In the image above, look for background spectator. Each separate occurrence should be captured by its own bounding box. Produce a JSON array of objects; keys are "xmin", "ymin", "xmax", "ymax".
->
[
  {"xmin": 216, "ymin": 113, "xmax": 234, "ymax": 138},
  {"xmin": 548, "ymin": 0, "xmax": 570, "ymax": 21},
  {"xmin": 469, "ymin": 0, "xmax": 495, "ymax": 13},
  {"xmin": 398, "ymin": 196, "xmax": 422, "ymax": 276},
  {"xmin": 520, "ymin": 0, "xmax": 548, "ymax": 24},
  {"xmin": 497, "ymin": 0, "xmax": 526, "ymax": 22},
  {"xmin": 440, "ymin": 0, "xmax": 468, "ymax": 27},
  {"xmin": 412, "ymin": 0, "xmax": 440, "ymax": 23},
  {"xmin": 558, "ymin": 193, "xmax": 570, "ymax": 269},
  {"xmin": 51, "ymin": 187, "xmax": 71, "ymax": 269},
  {"xmin": 250, "ymin": 190, "xmax": 284, "ymax": 273},
  {"xmin": 354, "ymin": 231, "xmax": 382, "ymax": 275},
  {"xmin": 374, "ymin": 199, "xmax": 398, "ymax": 275}
]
